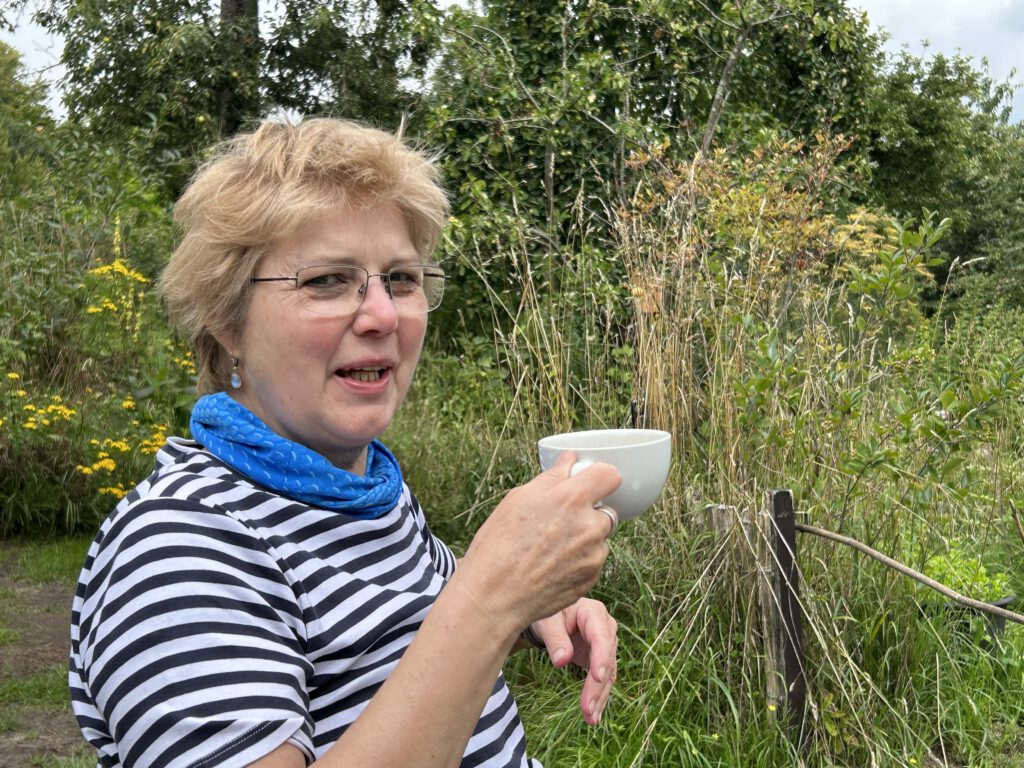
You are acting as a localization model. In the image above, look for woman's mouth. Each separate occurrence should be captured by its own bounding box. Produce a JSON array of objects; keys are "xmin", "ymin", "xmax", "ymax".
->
[{"xmin": 338, "ymin": 367, "xmax": 387, "ymax": 382}]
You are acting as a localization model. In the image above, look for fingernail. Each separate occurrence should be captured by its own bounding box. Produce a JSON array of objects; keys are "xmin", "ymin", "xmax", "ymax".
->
[
  {"xmin": 589, "ymin": 698, "xmax": 598, "ymax": 717},
  {"xmin": 598, "ymin": 665, "xmax": 607, "ymax": 682},
  {"xmin": 552, "ymin": 647, "xmax": 566, "ymax": 663},
  {"xmin": 595, "ymin": 705, "xmax": 603, "ymax": 724}
]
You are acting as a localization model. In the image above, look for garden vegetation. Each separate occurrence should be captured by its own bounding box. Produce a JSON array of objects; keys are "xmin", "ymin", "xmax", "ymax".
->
[{"xmin": 3, "ymin": 0, "xmax": 1024, "ymax": 764}]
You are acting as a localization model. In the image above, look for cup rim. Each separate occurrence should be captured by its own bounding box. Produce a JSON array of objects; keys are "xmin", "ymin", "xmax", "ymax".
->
[{"xmin": 538, "ymin": 428, "xmax": 671, "ymax": 451}]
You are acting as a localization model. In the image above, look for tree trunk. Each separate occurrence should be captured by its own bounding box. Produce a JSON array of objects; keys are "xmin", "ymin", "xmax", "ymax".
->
[{"xmin": 700, "ymin": 23, "xmax": 751, "ymax": 157}]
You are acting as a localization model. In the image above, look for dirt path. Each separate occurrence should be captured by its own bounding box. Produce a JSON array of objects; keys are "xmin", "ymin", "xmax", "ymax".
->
[{"xmin": 0, "ymin": 546, "xmax": 89, "ymax": 767}]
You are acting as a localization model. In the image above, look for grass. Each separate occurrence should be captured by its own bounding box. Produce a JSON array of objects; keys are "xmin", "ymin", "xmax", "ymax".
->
[
  {"xmin": 14, "ymin": 537, "xmax": 93, "ymax": 584},
  {"xmin": 0, "ymin": 664, "xmax": 70, "ymax": 707},
  {"xmin": 29, "ymin": 747, "xmax": 96, "ymax": 768}
]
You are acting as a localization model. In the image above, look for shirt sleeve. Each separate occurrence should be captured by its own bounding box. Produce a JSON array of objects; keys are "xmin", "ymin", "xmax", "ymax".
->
[{"xmin": 72, "ymin": 497, "xmax": 315, "ymax": 768}]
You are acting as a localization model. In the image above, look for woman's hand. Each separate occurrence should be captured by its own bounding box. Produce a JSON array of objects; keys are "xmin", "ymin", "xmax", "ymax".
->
[
  {"xmin": 455, "ymin": 451, "xmax": 621, "ymax": 636},
  {"xmin": 528, "ymin": 599, "xmax": 618, "ymax": 725}
]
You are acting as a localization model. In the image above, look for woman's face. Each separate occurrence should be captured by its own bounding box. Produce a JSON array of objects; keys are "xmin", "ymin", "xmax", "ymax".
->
[{"xmin": 224, "ymin": 202, "xmax": 427, "ymax": 472}]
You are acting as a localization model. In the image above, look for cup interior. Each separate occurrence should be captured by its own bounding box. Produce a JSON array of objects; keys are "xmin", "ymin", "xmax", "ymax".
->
[{"xmin": 537, "ymin": 428, "xmax": 670, "ymax": 452}]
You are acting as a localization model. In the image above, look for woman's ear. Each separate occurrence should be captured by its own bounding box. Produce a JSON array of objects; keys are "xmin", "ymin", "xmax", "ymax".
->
[{"xmin": 211, "ymin": 329, "xmax": 238, "ymax": 361}]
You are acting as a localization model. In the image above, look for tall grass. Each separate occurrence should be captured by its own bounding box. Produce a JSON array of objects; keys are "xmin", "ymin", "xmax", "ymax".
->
[{"xmin": 396, "ymin": 137, "xmax": 1024, "ymax": 765}]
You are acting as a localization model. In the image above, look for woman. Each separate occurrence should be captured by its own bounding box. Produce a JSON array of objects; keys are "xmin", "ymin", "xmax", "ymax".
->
[{"xmin": 69, "ymin": 118, "xmax": 622, "ymax": 768}]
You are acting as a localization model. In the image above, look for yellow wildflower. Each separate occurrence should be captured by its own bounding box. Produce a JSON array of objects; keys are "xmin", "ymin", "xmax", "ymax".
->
[
  {"xmin": 92, "ymin": 458, "xmax": 116, "ymax": 472},
  {"xmin": 40, "ymin": 418, "xmax": 51, "ymax": 426},
  {"xmin": 50, "ymin": 395, "xmax": 63, "ymax": 403},
  {"xmin": 90, "ymin": 439, "xmax": 100, "ymax": 446},
  {"xmin": 90, "ymin": 258, "xmax": 148, "ymax": 284},
  {"xmin": 121, "ymin": 399, "xmax": 135, "ymax": 410},
  {"xmin": 98, "ymin": 486, "xmax": 128, "ymax": 499},
  {"xmin": 46, "ymin": 404, "xmax": 76, "ymax": 420},
  {"xmin": 86, "ymin": 306, "xmax": 103, "ymax": 314},
  {"xmin": 23, "ymin": 420, "xmax": 37, "ymax": 429},
  {"xmin": 767, "ymin": 704, "xmax": 777, "ymax": 713},
  {"xmin": 102, "ymin": 300, "xmax": 119, "ymax": 312},
  {"xmin": 22, "ymin": 404, "xmax": 36, "ymax": 412},
  {"xmin": 14, "ymin": 390, "xmax": 26, "ymax": 398},
  {"xmin": 104, "ymin": 439, "xmax": 131, "ymax": 453},
  {"xmin": 6, "ymin": 372, "xmax": 19, "ymax": 380},
  {"xmin": 76, "ymin": 465, "xmax": 94, "ymax": 475}
]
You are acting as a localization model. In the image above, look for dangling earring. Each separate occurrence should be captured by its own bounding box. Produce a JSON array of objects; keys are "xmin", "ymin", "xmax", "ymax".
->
[{"xmin": 230, "ymin": 357, "xmax": 242, "ymax": 389}]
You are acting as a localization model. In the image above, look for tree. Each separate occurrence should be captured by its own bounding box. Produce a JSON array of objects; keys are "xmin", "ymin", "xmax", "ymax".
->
[
  {"xmin": 0, "ymin": 40, "xmax": 53, "ymax": 199},
  {"xmin": 417, "ymin": 0, "xmax": 881, "ymax": 339},
  {"xmin": 29, "ymin": 0, "xmax": 439, "ymax": 193},
  {"xmin": 860, "ymin": 50, "xmax": 1016, "ymax": 308}
]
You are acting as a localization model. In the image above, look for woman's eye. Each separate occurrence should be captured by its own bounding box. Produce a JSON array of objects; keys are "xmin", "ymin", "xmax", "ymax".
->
[
  {"xmin": 389, "ymin": 270, "xmax": 422, "ymax": 288},
  {"xmin": 305, "ymin": 272, "xmax": 349, "ymax": 288}
]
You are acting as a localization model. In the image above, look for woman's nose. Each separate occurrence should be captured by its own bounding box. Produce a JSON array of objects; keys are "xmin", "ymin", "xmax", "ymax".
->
[{"xmin": 353, "ymin": 275, "xmax": 400, "ymax": 331}]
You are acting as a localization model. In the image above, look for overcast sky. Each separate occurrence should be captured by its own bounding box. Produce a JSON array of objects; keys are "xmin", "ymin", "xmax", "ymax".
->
[{"xmin": 2, "ymin": 1, "xmax": 1022, "ymax": 123}]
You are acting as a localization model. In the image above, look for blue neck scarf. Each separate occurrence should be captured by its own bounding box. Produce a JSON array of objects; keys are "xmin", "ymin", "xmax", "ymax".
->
[{"xmin": 189, "ymin": 392, "xmax": 403, "ymax": 519}]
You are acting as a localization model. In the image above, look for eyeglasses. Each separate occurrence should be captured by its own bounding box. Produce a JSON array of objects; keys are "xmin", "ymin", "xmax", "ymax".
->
[{"xmin": 250, "ymin": 264, "xmax": 446, "ymax": 317}]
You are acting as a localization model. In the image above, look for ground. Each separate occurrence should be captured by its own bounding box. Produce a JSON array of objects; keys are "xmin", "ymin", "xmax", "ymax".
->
[{"xmin": 0, "ymin": 544, "xmax": 89, "ymax": 768}]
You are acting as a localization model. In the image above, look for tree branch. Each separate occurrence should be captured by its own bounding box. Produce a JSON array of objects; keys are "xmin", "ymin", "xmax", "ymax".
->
[{"xmin": 796, "ymin": 522, "xmax": 1024, "ymax": 626}]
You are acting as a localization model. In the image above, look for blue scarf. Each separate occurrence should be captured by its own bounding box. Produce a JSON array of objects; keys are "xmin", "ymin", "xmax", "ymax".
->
[{"xmin": 189, "ymin": 392, "xmax": 403, "ymax": 519}]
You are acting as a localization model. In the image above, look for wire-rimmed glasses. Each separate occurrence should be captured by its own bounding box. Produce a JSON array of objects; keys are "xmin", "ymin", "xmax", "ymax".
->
[{"xmin": 250, "ymin": 264, "xmax": 446, "ymax": 317}]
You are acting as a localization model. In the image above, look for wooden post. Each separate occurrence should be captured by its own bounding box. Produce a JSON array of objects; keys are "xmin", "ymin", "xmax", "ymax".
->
[{"xmin": 769, "ymin": 489, "xmax": 806, "ymax": 728}]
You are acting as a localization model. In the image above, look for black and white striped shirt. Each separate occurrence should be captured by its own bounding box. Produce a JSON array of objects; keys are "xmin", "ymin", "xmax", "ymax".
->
[{"xmin": 69, "ymin": 437, "xmax": 541, "ymax": 768}]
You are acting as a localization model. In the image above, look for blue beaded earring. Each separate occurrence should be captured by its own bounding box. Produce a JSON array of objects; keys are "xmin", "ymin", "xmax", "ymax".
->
[{"xmin": 230, "ymin": 357, "xmax": 242, "ymax": 389}]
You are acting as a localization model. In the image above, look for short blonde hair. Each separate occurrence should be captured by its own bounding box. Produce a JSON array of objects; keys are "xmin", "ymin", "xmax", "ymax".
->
[{"xmin": 160, "ymin": 117, "xmax": 449, "ymax": 393}]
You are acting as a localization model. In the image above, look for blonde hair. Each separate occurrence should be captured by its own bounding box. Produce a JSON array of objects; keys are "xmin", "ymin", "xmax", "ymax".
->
[{"xmin": 160, "ymin": 117, "xmax": 449, "ymax": 393}]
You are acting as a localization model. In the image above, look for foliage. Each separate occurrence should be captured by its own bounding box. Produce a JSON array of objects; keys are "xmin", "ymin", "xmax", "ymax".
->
[
  {"xmin": 0, "ymin": 121, "xmax": 192, "ymax": 533},
  {"xmin": 0, "ymin": 40, "xmax": 53, "ymax": 200},
  {"xmin": 28, "ymin": 0, "xmax": 440, "ymax": 193},
  {"xmin": 860, "ymin": 50, "xmax": 1018, "ymax": 307}
]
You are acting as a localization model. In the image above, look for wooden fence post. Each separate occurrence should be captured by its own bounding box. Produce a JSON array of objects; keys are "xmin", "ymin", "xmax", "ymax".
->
[{"xmin": 766, "ymin": 489, "xmax": 806, "ymax": 729}]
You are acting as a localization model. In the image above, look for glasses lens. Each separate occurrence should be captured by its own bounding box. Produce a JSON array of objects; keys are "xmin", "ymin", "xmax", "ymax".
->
[
  {"xmin": 295, "ymin": 265, "xmax": 366, "ymax": 315},
  {"xmin": 389, "ymin": 266, "xmax": 445, "ymax": 313},
  {"xmin": 295, "ymin": 265, "xmax": 445, "ymax": 316}
]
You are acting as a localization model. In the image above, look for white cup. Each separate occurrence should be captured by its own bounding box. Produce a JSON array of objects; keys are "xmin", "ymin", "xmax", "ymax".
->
[{"xmin": 537, "ymin": 428, "xmax": 672, "ymax": 520}]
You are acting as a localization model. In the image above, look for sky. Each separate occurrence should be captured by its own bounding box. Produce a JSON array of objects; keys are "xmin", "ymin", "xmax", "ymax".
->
[{"xmin": 2, "ymin": 1, "xmax": 1022, "ymax": 123}]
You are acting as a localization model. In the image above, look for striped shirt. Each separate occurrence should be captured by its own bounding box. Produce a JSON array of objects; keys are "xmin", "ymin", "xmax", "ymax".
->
[{"xmin": 69, "ymin": 437, "xmax": 541, "ymax": 768}]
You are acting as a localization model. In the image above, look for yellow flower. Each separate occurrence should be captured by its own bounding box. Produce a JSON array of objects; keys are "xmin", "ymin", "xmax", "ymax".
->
[
  {"xmin": 46, "ymin": 404, "xmax": 76, "ymax": 420},
  {"xmin": 76, "ymin": 465, "xmax": 94, "ymax": 475},
  {"xmin": 86, "ymin": 306, "xmax": 103, "ymax": 314},
  {"xmin": 6, "ymin": 372, "xmax": 19, "ymax": 380},
  {"xmin": 98, "ymin": 486, "xmax": 127, "ymax": 499},
  {"xmin": 22, "ymin": 404, "xmax": 36, "ymax": 412},
  {"xmin": 104, "ymin": 439, "xmax": 130, "ymax": 453},
  {"xmin": 767, "ymin": 704, "xmax": 777, "ymax": 713},
  {"xmin": 14, "ymin": 390, "xmax": 26, "ymax": 398},
  {"xmin": 90, "ymin": 439, "xmax": 100, "ymax": 446},
  {"xmin": 121, "ymin": 399, "xmax": 135, "ymax": 410},
  {"xmin": 50, "ymin": 395, "xmax": 63, "ymax": 403},
  {"xmin": 93, "ymin": 458, "xmax": 116, "ymax": 472},
  {"xmin": 22, "ymin": 420, "xmax": 37, "ymax": 429},
  {"xmin": 711, "ymin": 733, "xmax": 719, "ymax": 741}
]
